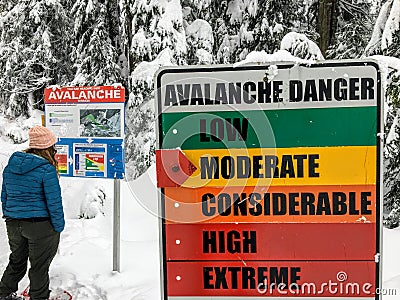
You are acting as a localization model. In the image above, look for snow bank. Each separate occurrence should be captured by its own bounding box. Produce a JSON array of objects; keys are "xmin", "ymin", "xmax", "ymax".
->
[
  {"xmin": 0, "ymin": 109, "xmax": 42, "ymax": 145},
  {"xmin": 233, "ymin": 49, "xmax": 311, "ymax": 67},
  {"xmin": 369, "ymin": 55, "xmax": 400, "ymax": 71},
  {"xmin": 131, "ymin": 48, "xmax": 174, "ymax": 91},
  {"xmin": 280, "ymin": 32, "xmax": 324, "ymax": 61}
]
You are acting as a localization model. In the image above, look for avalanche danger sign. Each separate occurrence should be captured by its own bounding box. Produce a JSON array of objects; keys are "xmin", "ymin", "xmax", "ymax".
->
[{"xmin": 155, "ymin": 61, "xmax": 383, "ymax": 300}]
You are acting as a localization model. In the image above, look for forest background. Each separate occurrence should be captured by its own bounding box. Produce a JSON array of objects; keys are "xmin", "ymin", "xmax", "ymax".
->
[{"xmin": 2, "ymin": 0, "xmax": 400, "ymax": 227}]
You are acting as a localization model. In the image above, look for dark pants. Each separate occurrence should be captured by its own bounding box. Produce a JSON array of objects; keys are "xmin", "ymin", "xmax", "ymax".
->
[{"xmin": 0, "ymin": 219, "xmax": 60, "ymax": 300}]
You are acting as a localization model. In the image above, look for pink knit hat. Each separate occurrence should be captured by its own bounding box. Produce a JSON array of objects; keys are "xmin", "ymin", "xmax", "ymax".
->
[{"xmin": 29, "ymin": 126, "xmax": 57, "ymax": 149}]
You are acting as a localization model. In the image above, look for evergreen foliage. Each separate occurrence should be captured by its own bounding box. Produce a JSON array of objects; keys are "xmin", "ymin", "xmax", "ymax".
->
[
  {"xmin": 359, "ymin": 0, "xmax": 400, "ymax": 228},
  {"xmin": 384, "ymin": 69, "xmax": 400, "ymax": 228},
  {"xmin": 325, "ymin": 0, "xmax": 373, "ymax": 59},
  {"xmin": 123, "ymin": 0, "xmax": 186, "ymax": 179},
  {"xmin": 246, "ymin": 0, "xmax": 305, "ymax": 56},
  {"xmin": 306, "ymin": 0, "xmax": 374, "ymax": 59},
  {"xmin": 182, "ymin": 0, "xmax": 306, "ymax": 63},
  {"xmin": 384, "ymin": 28, "xmax": 400, "ymax": 58},
  {"xmin": 0, "ymin": 0, "xmax": 72, "ymax": 116},
  {"xmin": 70, "ymin": 0, "xmax": 121, "ymax": 85},
  {"xmin": 373, "ymin": 3, "xmax": 400, "ymax": 228},
  {"xmin": 129, "ymin": 0, "xmax": 187, "ymax": 68},
  {"xmin": 384, "ymin": 127, "xmax": 400, "ymax": 229},
  {"xmin": 185, "ymin": 19, "xmax": 214, "ymax": 64}
]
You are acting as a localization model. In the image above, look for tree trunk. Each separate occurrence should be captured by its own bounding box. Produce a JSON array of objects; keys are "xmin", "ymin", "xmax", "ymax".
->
[{"xmin": 318, "ymin": 0, "xmax": 338, "ymax": 57}]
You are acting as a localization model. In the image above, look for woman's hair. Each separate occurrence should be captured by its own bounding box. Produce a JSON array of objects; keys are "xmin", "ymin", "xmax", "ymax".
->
[{"xmin": 25, "ymin": 145, "xmax": 59, "ymax": 174}]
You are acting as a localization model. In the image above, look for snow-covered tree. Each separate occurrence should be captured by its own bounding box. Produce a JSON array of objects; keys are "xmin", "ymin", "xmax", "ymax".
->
[
  {"xmin": 185, "ymin": 19, "xmax": 214, "ymax": 64},
  {"xmin": 245, "ymin": 0, "xmax": 306, "ymax": 58},
  {"xmin": 70, "ymin": 0, "xmax": 121, "ymax": 85},
  {"xmin": 117, "ymin": 0, "xmax": 131, "ymax": 88},
  {"xmin": 129, "ymin": 0, "xmax": 187, "ymax": 68},
  {"xmin": 217, "ymin": 0, "xmax": 260, "ymax": 61},
  {"xmin": 326, "ymin": 0, "xmax": 373, "ymax": 59},
  {"xmin": 0, "ymin": 0, "xmax": 72, "ymax": 117},
  {"xmin": 383, "ymin": 67, "xmax": 400, "ymax": 228},
  {"xmin": 365, "ymin": 0, "xmax": 399, "ymax": 55},
  {"xmin": 215, "ymin": 0, "xmax": 306, "ymax": 63},
  {"xmin": 306, "ymin": 0, "xmax": 373, "ymax": 58},
  {"xmin": 384, "ymin": 104, "xmax": 400, "ymax": 228},
  {"xmin": 183, "ymin": 0, "xmax": 306, "ymax": 64},
  {"xmin": 125, "ymin": 49, "xmax": 174, "ymax": 179},
  {"xmin": 280, "ymin": 31, "xmax": 324, "ymax": 60},
  {"xmin": 79, "ymin": 185, "xmax": 106, "ymax": 219},
  {"xmin": 124, "ymin": 0, "xmax": 187, "ymax": 179},
  {"xmin": 181, "ymin": 0, "xmax": 220, "ymax": 55}
]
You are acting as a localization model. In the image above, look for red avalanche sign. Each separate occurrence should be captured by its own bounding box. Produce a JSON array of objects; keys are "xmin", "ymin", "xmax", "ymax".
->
[{"xmin": 44, "ymin": 86, "xmax": 125, "ymax": 103}]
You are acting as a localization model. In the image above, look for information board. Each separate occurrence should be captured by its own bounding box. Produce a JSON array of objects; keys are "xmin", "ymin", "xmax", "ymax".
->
[
  {"xmin": 155, "ymin": 61, "xmax": 382, "ymax": 300},
  {"xmin": 44, "ymin": 85, "xmax": 125, "ymax": 179}
]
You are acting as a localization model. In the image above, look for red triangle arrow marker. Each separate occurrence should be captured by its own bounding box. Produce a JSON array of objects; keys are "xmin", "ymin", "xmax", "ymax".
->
[{"xmin": 156, "ymin": 149, "xmax": 197, "ymax": 188}]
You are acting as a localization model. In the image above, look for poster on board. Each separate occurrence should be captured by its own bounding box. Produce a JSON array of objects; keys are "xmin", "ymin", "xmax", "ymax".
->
[
  {"xmin": 73, "ymin": 143, "xmax": 107, "ymax": 177},
  {"xmin": 55, "ymin": 144, "xmax": 69, "ymax": 175},
  {"xmin": 44, "ymin": 85, "xmax": 125, "ymax": 179}
]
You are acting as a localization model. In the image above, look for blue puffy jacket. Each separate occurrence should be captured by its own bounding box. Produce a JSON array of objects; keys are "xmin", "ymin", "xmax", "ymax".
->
[{"xmin": 1, "ymin": 151, "xmax": 65, "ymax": 233}]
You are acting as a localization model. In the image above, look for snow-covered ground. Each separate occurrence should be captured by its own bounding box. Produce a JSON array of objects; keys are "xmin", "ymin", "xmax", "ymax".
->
[
  {"xmin": 0, "ymin": 170, "xmax": 161, "ymax": 299},
  {"xmin": 0, "ymin": 112, "xmax": 399, "ymax": 299}
]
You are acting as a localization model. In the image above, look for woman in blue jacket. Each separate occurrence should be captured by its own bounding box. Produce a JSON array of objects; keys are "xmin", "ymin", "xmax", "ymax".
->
[{"xmin": 0, "ymin": 126, "xmax": 65, "ymax": 300}]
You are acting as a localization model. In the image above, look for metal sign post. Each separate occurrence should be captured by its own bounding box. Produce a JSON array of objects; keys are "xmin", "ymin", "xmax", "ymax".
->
[{"xmin": 113, "ymin": 177, "xmax": 121, "ymax": 272}]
